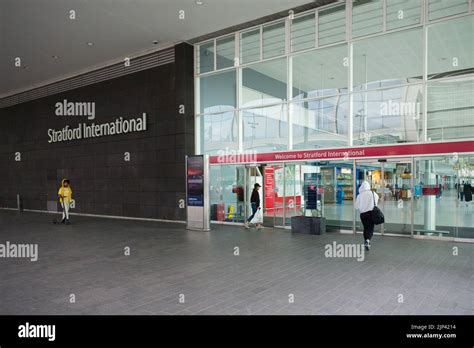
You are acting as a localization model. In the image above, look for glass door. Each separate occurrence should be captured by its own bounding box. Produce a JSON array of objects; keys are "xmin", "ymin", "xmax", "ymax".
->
[
  {"xmin": 283, "ymin": 163, "xmax": 300, "ymax": 228},
  {"xmin": 272, "ymin": 164, "xmax": 285, "ymax": 227},
  {"xmin": 355, "ymin": 160, "xmax": 384, "ymax": 235},
  {"xmin": 355, "ymin": 158, "xmax": 413, "ymax": 236},
  {"xmin": 245, "ymin": 165, "xmax": 263, "ymax": 225},
  {"xmin": 383, "ymin": 159, "xmax": 413, "ymax": 236},
  {"xmin": 413, "ymin": 156, "xmax": 471, "ymax": 239}
]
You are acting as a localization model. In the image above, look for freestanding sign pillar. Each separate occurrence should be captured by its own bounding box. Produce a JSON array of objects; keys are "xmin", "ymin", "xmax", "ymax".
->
[{"xmin": 186, "ymin": 155, "xmax": 210, "ymax": 231}]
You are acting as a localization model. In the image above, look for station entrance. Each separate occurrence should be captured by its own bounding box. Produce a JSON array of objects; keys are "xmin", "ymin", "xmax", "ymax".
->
[{"xmin": 208, "ymin": 142, "xmax": 474, "ymax": 241}]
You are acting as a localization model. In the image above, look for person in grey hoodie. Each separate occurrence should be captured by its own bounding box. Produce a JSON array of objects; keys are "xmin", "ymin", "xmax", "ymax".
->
[{"xmin": 355, "ymin": 181, "xmax": 379, "ymax": 250}]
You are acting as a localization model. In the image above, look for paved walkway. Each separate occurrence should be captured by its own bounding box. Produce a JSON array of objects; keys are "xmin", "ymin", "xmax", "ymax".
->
[{"xmin": 0, "ymin": 210, "xmax": 472, "ymax": 315}]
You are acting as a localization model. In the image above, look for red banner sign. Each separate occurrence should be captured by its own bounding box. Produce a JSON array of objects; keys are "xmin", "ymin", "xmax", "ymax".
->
[
  {"xmin": 422, "ymin": 186, "xmax": 440, "ymax": 196},
  {"xmin": 210, "ymin": 141, "xmax": 474, "ymax": 164},
  {"xmin": 264, "ymin": 166, "xmax": 275, "ymax": 210}
]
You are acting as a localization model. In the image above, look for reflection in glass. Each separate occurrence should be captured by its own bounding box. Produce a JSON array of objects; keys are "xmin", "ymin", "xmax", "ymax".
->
[
  {"xmin": 198, "ymin": 111, "xmax": 237, "ymax": 154},
  {"xmin": 198, "ymin": 41, "xmax": 214, "ymax": 74},
  {"xmin": 413, "ymin": 155, "xmax": 474, "ymax": 239},
  {"xmin": 386, "ymin": 0, "xmax": 421, "ymax": 30},
  {"xmin": 263, "ymin": 21, "xmax": 286, "ymax": 59},
  {"xmin": 241, "ymin": 58, "xmax": 287, "ymax": 108},
  {"xmin": 353, "ymin": 84, "xmax": 424, "ymax": 145},
  {"xmin": 292, "ymin": 96, "xmax": 349, "ymax": 149},
  {"xmin": 199, "ymin": 70, "xmax": 236, "ymax": 114},
  {"xmin": 352, "ymin": 0, "xmax": 383, "ymax": 38},
  {"xmin": 216, "ymin": 35, "xmax": 235, "ymax": 70},
  {"xmin": 353, "ymin": 28, "xmax": 423, "ymax": 90},
  {"xmin": 318, "ymin": 3, "xmax": 346, "ymax": 46},
  {"xmin": 242, "ymin": 104, "xmax": 288, "ymax": 152},
  {"xmin": 240, "ymin": 28, "xmax": 260, "ymax": 64},
  {"xmin": 210, "ymin": 165, "xmax": 246, "ymax": 223},
  {"xmin": 427, "ymin": 77, "xmax": 474, "ymax": 141},
  {"xmin": 428, "ymin": 0, "xmax": 469, "ymax": 21},
  {"xmin": 291, "ymin": 13, "xmax": 316, "ymax": 52},
  {"xmin": 293, "ymin": 44, "xmax": 348, "ymax": 99},
  {"xmin": 427, "ymin": 15, "xmax": 474, "ymax": 79}
]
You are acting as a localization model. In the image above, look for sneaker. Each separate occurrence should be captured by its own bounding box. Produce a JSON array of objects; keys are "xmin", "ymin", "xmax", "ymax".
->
[
  {"xmin": 244, "ymin": 221, "xmax": 250, "ymax": 229},
  {"xmin": 66, "ymin": 219, "xmax": 70, "ymax": 225},
  {"xmin": 61, "ymin": 218, "xmax": 66, "ymax": 224},
  {"xmin": 257, "ymin": 224, "xmax": 264, "ymax": 230},
  {"xmin": 365, "ymin": 239, "xmax": 371, "ymax": 251}
]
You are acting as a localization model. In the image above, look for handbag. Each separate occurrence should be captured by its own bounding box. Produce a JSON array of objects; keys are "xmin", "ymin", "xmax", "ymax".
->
[
  {"xmin": 371, "ymin": 191, "xmax": 385, "ymax": 225},
  {"xmin": 251, "ymin": 208, "xmax": 263, "ymax": 224}
]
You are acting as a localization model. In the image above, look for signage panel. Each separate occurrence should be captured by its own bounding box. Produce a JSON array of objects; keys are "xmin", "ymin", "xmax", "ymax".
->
[{"xmin": 209, "ymin": 141, "xmax": 474, "ymax": 164}]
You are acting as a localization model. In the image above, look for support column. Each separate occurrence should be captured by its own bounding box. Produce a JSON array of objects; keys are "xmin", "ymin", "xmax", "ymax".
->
[{"xmin": 423, "ymin": 160, "xmax": 436, "ymax": 231}]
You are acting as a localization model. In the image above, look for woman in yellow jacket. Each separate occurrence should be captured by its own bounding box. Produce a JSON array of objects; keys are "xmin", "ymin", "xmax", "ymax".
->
[{"xmin": 58, "ymin": 179, "xmax": 72, "ymax": 225}]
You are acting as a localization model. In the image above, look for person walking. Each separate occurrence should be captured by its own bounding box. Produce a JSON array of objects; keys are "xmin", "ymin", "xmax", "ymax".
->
[
  {"xmin": 464, "ymin": 181, "xmax": 472, "ymax": 206},
  {"xmin": 244, "ymin": 183, "xmax": 263, "ymax": 230},
  {"xmin": 355, "ymin": 181, "xmax": 379, "ymax": 251},
  {"xmin": 58, "ymin": 179, "xmax": 72, "ymax": 225},
  {"xmin": 459, "ymin": 181, "xmax": 465, "ymax": 202}
]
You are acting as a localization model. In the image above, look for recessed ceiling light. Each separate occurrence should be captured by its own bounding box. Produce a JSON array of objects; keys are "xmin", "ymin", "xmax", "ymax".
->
[
  {"xmin": 153, "ymin": 40, "xmax": 159, "ymax": 45},
  {"xmin": 87, "ymin": 42, "xmax": 94, "ymax": 46},
  {"xmin": 52, "ymin": 55, "xmax": 59, "ymax": 59},
  {"xmin": 196, "ymin": 0, "xmax": 203, "ymax": 5}
]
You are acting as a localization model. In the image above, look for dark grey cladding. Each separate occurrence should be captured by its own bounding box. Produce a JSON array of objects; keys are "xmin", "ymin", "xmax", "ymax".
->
[{"xmin": 0, "ymin": 43, "xmax": 194, "ymax": 221}]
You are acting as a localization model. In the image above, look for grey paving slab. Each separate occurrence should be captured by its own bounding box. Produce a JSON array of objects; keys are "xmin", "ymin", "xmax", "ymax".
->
[{"xmin": 0, "ymin": 210, "xmax": 472, "ymax": 315}]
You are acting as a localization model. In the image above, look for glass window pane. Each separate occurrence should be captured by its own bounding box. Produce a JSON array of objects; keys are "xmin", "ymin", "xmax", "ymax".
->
[
  {"xmin": 241, "ymin": 58, "xmax": 287, "ymax": 108},
  {"xmin": 210, "ymin": 165, "xmax": 246, "ymax": 222},
  {"xmin": 318, "ymin": 3, "xmax": 346, "ymax": 46},
  {"xmin": 386, "ymin": 0, "xmax": 421, "ymax": 30},
  {"xmin": 199, "ymin": 70, "xmax": 236, "ymax": 114},
  {"xmin": 428, "ymin": 16, "xmax": 474, "ymax": 79},
  {"xmin": 292, "ymin": 96, "xmax": 349, "ymax": 149},
  {"xmin": 240, "ymin": 28, "xmax": 260, "ymax": 64},
  {"xmin": 263, "ymin": 21, "xmax": 286, "ymax": 59},
  {"xmin": 242, "ymin": 104, "xmax": 288, "ymax": 152},
  {"xmin": 216, "ymin": 35, "xmax": 235, "ymax": 70},
  {"xmin": 291, "ymin": 12, "xmax": 316, "ymax": 52},
  {"xmin": 198, "ymin": 41, "xmax": 214, "ymax": 74},
  {"xmin": 352, "ymin": 0, "xmax": 383, "ymax": 38},
  {"xmin": 353, "ymin": 84, "xmax": 424, "ymax": 145},
  {"xmin": 428, "ymin": 0, "xmax": 469, "ymax": 21},
  {"xmin": 198, "ymin": 112, "xmax": 238, "ymax": 155},
  {"xmin": 427, "ymin": 77, "xmax": 474, "ymax": 141},
  {"xmin": 353, "ymin": 28, "xmax": 423, "ymax": 90},
  {"xmin": 293, "ymin": 44, "xmax": 348, "ymax": 99}
]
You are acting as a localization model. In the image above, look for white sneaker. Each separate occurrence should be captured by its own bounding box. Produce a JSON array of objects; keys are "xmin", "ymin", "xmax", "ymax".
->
[{"xmin": 244, "ymin": 221, "xmax": 250, "ymax": 229}]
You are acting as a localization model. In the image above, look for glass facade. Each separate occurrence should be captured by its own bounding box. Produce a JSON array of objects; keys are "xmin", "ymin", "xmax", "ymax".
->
[
  {"xmin": 196, "ymin": 1, "xmax": 473, "ymax": 153},
  {"xmin": 195, "ymin": 1, "xmax": 474, "ymax": 239}
]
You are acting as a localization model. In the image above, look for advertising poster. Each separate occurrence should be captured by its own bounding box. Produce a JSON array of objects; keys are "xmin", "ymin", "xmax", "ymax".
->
[
  {"xmin": 187, "ymin": 156, "xmax": 204, "ymax": 207},
  {"xmin": 264, "ymin": 166, "xmax": 275, "ymax": 211}
]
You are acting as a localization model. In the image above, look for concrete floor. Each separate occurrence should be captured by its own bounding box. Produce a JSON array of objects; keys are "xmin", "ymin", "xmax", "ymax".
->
[{"xmin": 0, "ymin": 209, "xmax": 472, "ymax": 315}]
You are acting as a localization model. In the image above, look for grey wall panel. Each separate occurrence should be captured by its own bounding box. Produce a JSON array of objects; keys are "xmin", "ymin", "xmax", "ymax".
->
[{"xmin": 0, "ymin": 43, "xmax": 194, "ymax": 221}]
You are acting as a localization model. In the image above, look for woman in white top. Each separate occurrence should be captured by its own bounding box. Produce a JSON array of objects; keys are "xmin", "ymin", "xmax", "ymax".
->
[{"xmin": 355, "ymin": 181, "xmax": 379, "ymax": 250}]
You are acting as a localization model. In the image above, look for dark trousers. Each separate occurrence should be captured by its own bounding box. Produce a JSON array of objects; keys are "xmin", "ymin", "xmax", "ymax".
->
[
  {"xmin": 247, "ymin": 202, "xmax": 258, "ymax": 222},
  {"xmin": 360, "ymin": 211, "xmax": 374, "ymax": 241}
]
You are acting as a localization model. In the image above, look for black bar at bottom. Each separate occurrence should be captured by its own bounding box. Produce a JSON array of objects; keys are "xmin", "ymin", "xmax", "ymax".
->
[{"xmin": 0, "ymin": 315, "xmax": 472, "ymax": 346}]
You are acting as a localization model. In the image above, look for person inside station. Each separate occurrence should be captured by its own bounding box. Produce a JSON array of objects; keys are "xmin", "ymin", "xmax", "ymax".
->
[
  {"xmin": 355, "ymin": 181, "xmax": 379, "ymax": 251},
  {"xmin": 245, "ymin": 183, "xmax": 263, "ymax": 230},
  {"xmin": 58, "ymin": 179, "xmax": 72, "ymax": 225}
]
